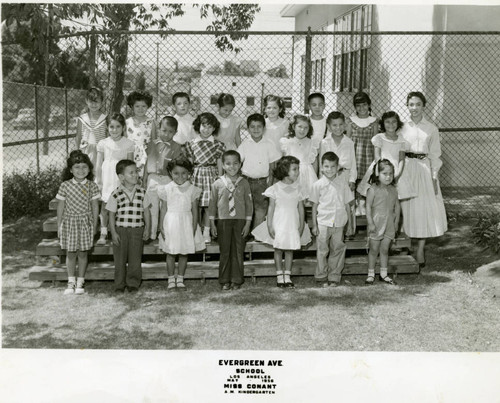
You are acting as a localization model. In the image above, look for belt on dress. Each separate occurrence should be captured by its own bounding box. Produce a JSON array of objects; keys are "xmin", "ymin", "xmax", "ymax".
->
[
  {"xmin": 244, "ymin": 175, "xmax": 268, "ymax": 182},
  {"xmin": 406, "ymin": 152, "xmax": 427, "ymax": 159}
]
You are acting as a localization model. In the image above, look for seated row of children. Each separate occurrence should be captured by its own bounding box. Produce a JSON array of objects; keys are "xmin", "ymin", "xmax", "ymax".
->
[{"xmin": 60, "ymin": 87, "xmax": 407, "ymax": 293}]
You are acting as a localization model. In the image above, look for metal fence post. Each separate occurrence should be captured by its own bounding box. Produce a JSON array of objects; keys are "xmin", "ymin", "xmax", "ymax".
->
[
  {"xmin": 303, "ymin": 27, "xmax": 312, "ymax": 114},
  {"xmin": 34, "ymin": 85, "xmax": 40, "ymax": 174},
  {"xmin": 65, "ymin": 87, "xmax": 69, "ymax": 156}
]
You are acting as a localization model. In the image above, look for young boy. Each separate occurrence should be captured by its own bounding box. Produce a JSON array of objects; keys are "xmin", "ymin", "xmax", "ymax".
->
[
  {"xmin": 208, "ymin": 150, "xmax": 253, "ymax": 291},
  {"xmin": 320, "ymin": 111, "xmax": 357, "ymax": 237},
  {"xmin": 171, "ymin": 92, "xmax": 196, "ymax": 145},
  {"xmin": 236, "ymin": 113, "xmax": 281, "ymax": 230},
  {"xmin": 308, "ymin": 92, "xmax": 327, "ymax": 146},
  {"xmin": 145, "ymin": 116, "xmax": 183, "ymax": 239},
  {"xmin": 106, "ymin": 159, "xmax": 151, "ymax": 292},
  {"xmin": 310, "ymin": 152, "xmax": 354, "ymax": 287}
]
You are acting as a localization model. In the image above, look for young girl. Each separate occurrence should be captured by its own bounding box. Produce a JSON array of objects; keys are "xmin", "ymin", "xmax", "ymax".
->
[
  {"xmin": 145, "ymin": 116, "xmax": 184, "ymax": 240},
  {"xmin": 185, "ymin": 112, "xmax": 225, "ymax": 243},
  {"xmin": 357, "ymin": 111, "xmax": 415, "ymax": 200},
  {"xmin": 252, "ymin": 156, "xmax": 312, "ymax": 288},
  {"xmin": 158, "ymin": 157, "xmax": 205, "ymax": 291},
  {"xmin": 96, "ymin": 113, "xmax": 135, "ymax": 244},
  {"xmin": 280, "ymin": 115, "xmax": 319, "ymax": 199},
  {"xmin": 125, "ymin": 90, "xmax": 157, "ymax": 177},
  {"xmin": 75, "ymin": 87, "xmax": 107, "ymax": 167},
  {"xmin": 365, "ymin": 159, "xmax": 400, "ymax": 285},
  {"xmin": 346, "ymin": 92, "xmax": 379, "ymax": 216},
  {"xmin": 56, "ymin": 150, "xmax": 100, "ymax": 295},
  {"xmin": 214, "ymin": 93, "xmax": 243, "ymax": 150},
  {"xmin": 263, "ymin": 95, "xmax": 289, "ymax": 151}
]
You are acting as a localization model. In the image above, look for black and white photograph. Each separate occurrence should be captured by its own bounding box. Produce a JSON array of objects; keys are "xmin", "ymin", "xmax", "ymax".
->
[{"xmin": 1, "ymin": 1, "xmax": 499, "ymax": 401}]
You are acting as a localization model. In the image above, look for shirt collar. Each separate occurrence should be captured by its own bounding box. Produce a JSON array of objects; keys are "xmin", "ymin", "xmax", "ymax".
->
[
  {"xmin": 408, "ymin": 116, "xmax": 429, "ymax": 127},
  {"xmin": 193, "ymin": 135, "xmax": 215, "ymax": 143},
  {"xmin": 72, "ymin": 178, "xmax": 88, "ymax": 185},
  {"xmin": 119, "ymin": 183, "xmax": 139, "ymax": 193}
]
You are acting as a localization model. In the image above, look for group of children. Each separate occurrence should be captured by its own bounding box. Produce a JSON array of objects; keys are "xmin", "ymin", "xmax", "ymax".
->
[{"xmin": 57, "ymin": 87, "xmax": 414, "ymax": 294}]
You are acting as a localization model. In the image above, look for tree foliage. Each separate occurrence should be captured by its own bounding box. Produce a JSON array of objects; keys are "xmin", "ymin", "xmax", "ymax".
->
[{"xmin": 1, "ymin": 3, "xmax": 261, "ymax": 114}]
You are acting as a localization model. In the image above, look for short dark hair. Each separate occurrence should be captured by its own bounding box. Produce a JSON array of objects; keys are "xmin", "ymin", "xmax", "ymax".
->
[
  {"xmin": 62, "ymin": 150, "xmax": 94, "ymax": 181},
  {"xmin": 321, "ymin": 151, "xmax": 339, "ymax": 165},
  {"xmin": 217, "ymin": 93, "xmax": 236, "ymax": 108},
  {"xmin": 326, "ymin": 111, "xmax": 345, "ymax": 124},
  {"xmin": 86, "ymin": 87, "xmax": 103, "ymax": 103},
  {"xmin": 247, "ymin": 113, "xmax": 266, "ymax": 128},
  {"xmin": 273, "ymin": 155, "xmax": 300, "ymax": 181},
  {"xmin": 307, "ymin": 92, "xmax": 325, "ymax": 103},
  {"xmin": 222, "ymin": 150, "xmax": 241, "ymax": 164},
  {"xmin": 263, "ymin": 94, "xmax": 285, "ymax": 118},
  {"xmin": 160, "ymin": 116, "xmax": 178, "ymax": 131},
  {"xmin": 172, "ymin": 92, "xmax": 190, "ymax": 105},
  {"xmin": 167, "ymin": 156, "xmax": 194, "ymax": 175},
  {"xmin": 380, "ymin": 111, "xmax": 403, "ymax": 133},
  {"xmin": 288, "ymin": 115, "xmax": 313, "ymax": 138},
  {"xmin": 116, "ymin": 159, "xmax": 136, "ymax": 175},
  {"xmin": 193, "ymin": 112, "xmax": 220, "ymax": 135},
  {"xmin": 407, "ymin": 91, "xmax": 427, "ymax": 107},
  {"xmin": 127, "ymin": 90, "xmax": 153, "ymax": 108},
  {"xmin": 369, "ymin": 158, "xmax": 396, "ymax": 186}
]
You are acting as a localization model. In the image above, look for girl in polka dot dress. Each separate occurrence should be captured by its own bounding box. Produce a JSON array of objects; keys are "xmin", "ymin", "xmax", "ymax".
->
[{"xmin": 56, "ymin": 150, "xmax": 100, "ymax": 295}]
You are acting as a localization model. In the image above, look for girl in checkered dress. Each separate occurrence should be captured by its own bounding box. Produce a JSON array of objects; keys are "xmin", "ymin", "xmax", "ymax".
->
[
  {"xmin": 56, "ymin": 150, "xmax": 100, "ymax": 295},
  {"xmin": 185, "ymin": 113, "xmax": 225, "ymax": 243},
  {"xmin": 346, "ymin": 92, "xmax": 379, "ymax": 216}
]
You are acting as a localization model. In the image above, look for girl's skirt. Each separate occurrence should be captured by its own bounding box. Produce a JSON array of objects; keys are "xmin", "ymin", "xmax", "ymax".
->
[{"xmin": 60, "ymin": 212, "xmax": 94, "ymax": 252}]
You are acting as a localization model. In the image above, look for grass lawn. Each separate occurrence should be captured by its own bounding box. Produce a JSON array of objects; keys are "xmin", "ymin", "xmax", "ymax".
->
[{"xmin": 2, "ymin": 214, "xmax": 499, "ymax": 351}]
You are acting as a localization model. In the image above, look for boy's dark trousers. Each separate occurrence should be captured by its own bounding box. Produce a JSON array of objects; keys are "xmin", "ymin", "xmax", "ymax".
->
[
  {"xmin": 113, "ymin": 226, "xmax": 144, "ymax": 290},
  {"xmin": 217, "ymin": 219, "xmax": 246, "ymax": 285}
]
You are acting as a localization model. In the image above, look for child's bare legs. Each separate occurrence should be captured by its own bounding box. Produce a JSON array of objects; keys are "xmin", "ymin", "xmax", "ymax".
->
[
  {"xmin": 148, "ymin": 190, "xmax": 160, "ymax": 239},
  {"xmin": 66, "ymin": 251, "xmax": 77, "ymax": 278},
  {"xmin": 65, "ymin": 251, "xmax": 86, "ymax": 294},
  {"xmin": 166, "ymin": 254, "xmax": 176, "ymax": 289},
  {"xmin": 366, "ymin": 238, "xmax": 380, "ymax": 284},
  {"xmin": 176, "ymin": 254, "xmax": 188, "ymax": 290},
  {"xmin": 200, "ymin": 207, "xmax": 211, "ymax": 242},
  {"xmin": 416, "ymin": 238, "xmax": 426, "ymax": 266},
  {"xmin": 97, "ymin": 203, "xmax": 108, "ymax": 244},
  {"xmin": 75, "ymin": 250, "xmax": 88, "ymax": 294},
  {"xmin": 283, "ymin": 250, "xmax": 294, "ymax": 288},
  {"xmin": 274, "ymin": 249, "xmax": 284, "ymax": 287},
  {"xmin": 166, "ymin": 254, "xmax": 188, "ymax": 290}
]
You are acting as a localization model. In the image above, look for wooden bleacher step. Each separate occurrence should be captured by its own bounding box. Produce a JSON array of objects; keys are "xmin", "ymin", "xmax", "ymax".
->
[
  {"xmin": 36, "ymin": 233, "xmax": 411, "ymax": 257},
  {"xmin": 29, "ymin": 255, "xmax": 419, "ymax": 282}
]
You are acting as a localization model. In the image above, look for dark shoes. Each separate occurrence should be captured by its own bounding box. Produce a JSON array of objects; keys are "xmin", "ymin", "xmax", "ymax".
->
[
  {"xmin": 222, "ymin": 283, "xmax": 232, "ymax": 291},
  {"xmin": 127, "ymin": 286, "xmax": 139, "ymax": 293}
]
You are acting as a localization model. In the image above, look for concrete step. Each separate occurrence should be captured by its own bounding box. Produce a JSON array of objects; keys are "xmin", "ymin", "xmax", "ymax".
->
[{"xmin": 29, "ymin": 255, "xmax": 419, "ymax": 282}]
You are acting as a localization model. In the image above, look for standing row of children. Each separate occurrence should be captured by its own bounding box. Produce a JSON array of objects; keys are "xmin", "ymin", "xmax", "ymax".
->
[{"xmin": 57, "ymin": 86, "xmax": 410, "ymax": 294}]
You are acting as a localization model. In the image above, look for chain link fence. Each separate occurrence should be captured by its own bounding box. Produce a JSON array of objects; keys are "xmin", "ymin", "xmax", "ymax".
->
[{"xmin": 3, "ymin": 30, "xmax": 499, "ymax": 215}]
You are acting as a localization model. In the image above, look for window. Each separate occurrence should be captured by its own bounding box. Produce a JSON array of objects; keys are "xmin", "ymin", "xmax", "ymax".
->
[
  {"xmin": 332, "ymin": 5, "xmax": 372, "ymax": 92},
  {"xmin": 246, "ymin": 97, "xmax": 255, "ymax": 106}
]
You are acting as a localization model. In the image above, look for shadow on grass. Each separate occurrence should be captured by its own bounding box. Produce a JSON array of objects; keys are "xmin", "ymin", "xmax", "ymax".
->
[{"xmin": 2, "ymin": 322, "xmax": 193, "ymax": 349}]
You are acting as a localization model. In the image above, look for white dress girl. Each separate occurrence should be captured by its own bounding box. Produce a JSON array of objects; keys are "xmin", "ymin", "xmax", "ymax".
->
[
  {"xmin": 357, "ymin": 132, "xmax": 416, "ymax": 200},
  {"xmin": 97, "ymin": 136, "xmax": 135, "ymax": 202},
  {"xmin": 157, "ymin": 181, "xmax": 205, "ymax": 254},
  {"xmin": 280, "ymin": 137, "xmax": 319, "ymax": 198},
  {"xmin": 252, "ymin": 181, "xmax": 312, "ymax": 250}
]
